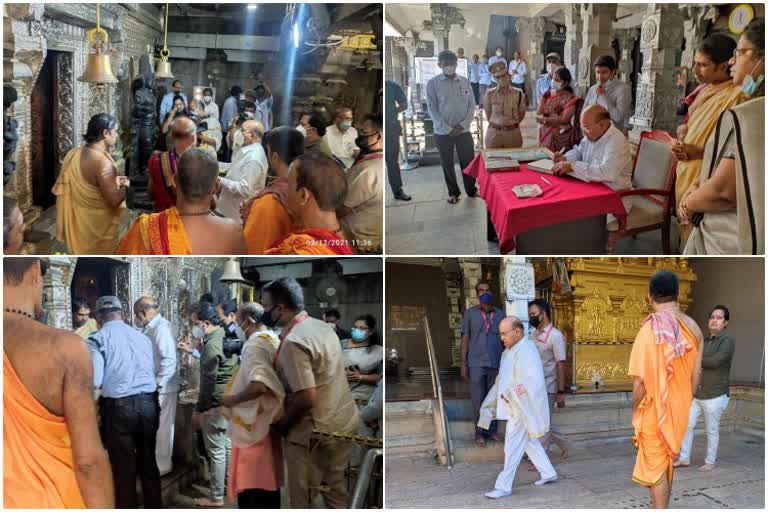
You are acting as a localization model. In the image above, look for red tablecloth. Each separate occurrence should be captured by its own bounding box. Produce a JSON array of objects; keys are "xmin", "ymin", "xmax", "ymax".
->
[{"xmin": 463, "ymin": 153, "xmax": 627, "ymax": 253}]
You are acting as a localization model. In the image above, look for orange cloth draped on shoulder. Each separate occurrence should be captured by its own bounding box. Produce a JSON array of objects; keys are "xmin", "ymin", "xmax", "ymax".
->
[
  {"xmin": 117, "ymin": 207, "xmax": 192, "ymax": 255},
  {"xmin": 52, "ymin": 147, "xmax": 126, "ymax": 254},
  {"xmin": 264, "ymin": 229, "xmax": 354, "ymax": 255},
  {"xmin": 628, "ymin": 312, "xmax": 699, "ymax": 487},
  {"xmin": 243, "ymin": 180, "xmax": 293, "ymax": 254},
  {"xmin": 4, "ymin": 352, "xmax": 85, "ymax": 509}
]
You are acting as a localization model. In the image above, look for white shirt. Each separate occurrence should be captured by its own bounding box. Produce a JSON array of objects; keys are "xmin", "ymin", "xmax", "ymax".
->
[
  {"xmin": 508, "ymin": 59, "xmax": 527, "ymax": 85},
  {"xmin": 217, "ymin": 142, "xmax": 268, "ymax": 221},
  {"xmin": 584, "ymin": 79, "xmax": 632, "ymax": 129},
  {"xmin": 142, "ymin": 314, "xmax": 179, "ymax": 393},
  {"xmin": 221, "ymin": 96, "xmax": 239, "ymax": 131},
  {"xmin": 564, "ymin": 124, "xmax": 633, "ymax": 211},
  {"xmin": 324, "ymin": 124, "xmax": 359, "ymax": 168},
  {"xmin": 203, "ymin": 100, "xmax": 220, "ymax": 121}
]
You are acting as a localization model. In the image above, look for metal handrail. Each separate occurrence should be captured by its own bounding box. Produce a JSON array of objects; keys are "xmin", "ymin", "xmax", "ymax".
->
[
  {"xmin": 423, "ymin": 316, "xmax": 454, "ymax": 468},
  {"xmin": 348, "ymin": 448, "xmax": 382, "ymax": 508}
]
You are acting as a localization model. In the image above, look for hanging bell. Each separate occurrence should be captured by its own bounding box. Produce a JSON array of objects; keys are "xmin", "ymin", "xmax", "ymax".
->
[
  {"xmin": 220, "ymin": 258, "xmax": 247, "ymax": 284},
  {"xmin": 155, "ymin": 48, "xmax": 174, "ymax": 79},
  {"xmin": 78, "ymin": 28, "xmax": 118, "ymax": 85}
]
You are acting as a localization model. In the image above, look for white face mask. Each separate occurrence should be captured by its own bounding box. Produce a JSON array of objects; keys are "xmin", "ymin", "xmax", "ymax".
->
[
  {"xmin": 547, "ymin": 63, "xmax": 558, "ymax": 75},
  {"xmin": 443, "ymin": 65, "xmax": 457, "ymax": 76},
  {"xmin": 296, "ymin": 124, "xmax": 306, "ymax": 136},
  {"xmin": 551, "ymin": 80, "xmax": 563, "ymax": 91},
  {"xmin": 496, "ymin": 51, "xmax": 503, "ymax": 57},
  {"xmin": 203, "ymin": 95, "xmax": 212, "ymax": 103}
]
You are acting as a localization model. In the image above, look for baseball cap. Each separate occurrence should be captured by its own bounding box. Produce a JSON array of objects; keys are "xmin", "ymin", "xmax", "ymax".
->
[{"xmin": 95, "ymin": 296, "xmax": 123, "ymax": 312}]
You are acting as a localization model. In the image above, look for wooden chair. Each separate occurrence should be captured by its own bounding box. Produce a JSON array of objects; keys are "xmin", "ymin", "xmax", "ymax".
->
[{"xmin": 606, "ymin": 130, "xmax": 678, "ymax": 254}]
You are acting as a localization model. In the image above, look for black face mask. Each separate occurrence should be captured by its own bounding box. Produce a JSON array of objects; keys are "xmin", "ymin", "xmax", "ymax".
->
[
  {"xmin": 261, "ymin": 306, "xmax": 279, "ymax": 328},
  {"xmin": 355, "ymin": 131, "xmax": 381, "ymax": 152},
  {"xmin": 529, "ymin": 315, "xmax": 541, "ymax": 328}
]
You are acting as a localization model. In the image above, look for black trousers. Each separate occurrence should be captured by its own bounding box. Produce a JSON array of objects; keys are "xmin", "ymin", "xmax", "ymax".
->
[
  {"xmin": 435, "ymin": 132, "xmax": 477, "ymax": 198},
  {"xmin": 471, "ymin": 82, "xmax": 481, "ymax": 105},
  {"xmin": 100, "ymin": 392, "xmax": 163, "ymax": 509},
  {"xmin": 385, "ymin": 126, "xmax": 404, "ymax": 195},
  {"xmin": 238, "ymin": 488, "xmax": 281, "ymax": 509}
]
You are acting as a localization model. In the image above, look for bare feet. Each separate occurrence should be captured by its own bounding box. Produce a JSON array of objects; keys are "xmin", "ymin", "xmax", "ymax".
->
[
  {"xmin": 475, "ymin": 435, "xmax": 486, "ymax": 447},
  {"xmin": 699, "ymin": 463, "xmax": 715, "ymax": 471},
  {"xmin": 194, "ymin": 497, "xmax": 224, "ymax": 508},
  {"xmin": 487, "ymin": 433, "xmax": 500, "ymax": 442},
  {"xmin": 673, "ymin": 459, "xmax": 690, "ymax": 468},
  {"xmin": 526, "ymin": 460, "xmax": 537, "ymax": 471}
]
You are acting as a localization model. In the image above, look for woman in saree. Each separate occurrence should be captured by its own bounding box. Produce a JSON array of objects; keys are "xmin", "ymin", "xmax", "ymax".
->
[{"xmin": 536, "ymin": 67, "xmax": 581, "ymax": 153}]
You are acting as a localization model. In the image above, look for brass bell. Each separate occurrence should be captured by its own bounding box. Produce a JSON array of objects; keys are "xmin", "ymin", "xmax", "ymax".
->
[
  {"xmin": 220, "ymin": 257, "xmax": 248, "ymax": 284},
  {"xmin": 78, "ymin": 49, "xmax": 118, "ymax": 84},
  {"xmin": 155, "ymin": 57, "xmax": 174, "ymax": 80}
]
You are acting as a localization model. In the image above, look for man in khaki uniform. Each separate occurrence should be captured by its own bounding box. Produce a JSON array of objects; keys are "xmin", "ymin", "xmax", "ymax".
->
[
  {"xmin": 483, "ymin": 61, "xmax": 526, "ymax": 149},
  {"xmin": 265, "ymin": 277, "xmax": 360, "ymax": 508}
]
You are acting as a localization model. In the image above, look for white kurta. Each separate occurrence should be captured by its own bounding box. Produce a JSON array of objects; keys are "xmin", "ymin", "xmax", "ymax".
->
[
  {"xmin": 217, "ymin": 142, "xmax": 268, "ymax": 222},
  {"xmin": 479, "ymin": 337, "xmax": 556, "ymax": 493}
]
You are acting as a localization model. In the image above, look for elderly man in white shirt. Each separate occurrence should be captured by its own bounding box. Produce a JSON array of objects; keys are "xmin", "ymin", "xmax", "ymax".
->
[
  {"xmin": 217, "ymin": 119, "xmax": 268, "ymax": 221},
  {"xmin": 552, "ymin": 104, "xmax": 633, "ymax": 211},
  {"xmin": 324, "ymin": 107, "xmax": 359, "ymax": 169},
  {"xmin": 583, "ymin": 55, "xmax": 632, "ymax": 133},
  {"xmin": 134, "ymin": 296, "xmax": 179, "ymax": 477}
]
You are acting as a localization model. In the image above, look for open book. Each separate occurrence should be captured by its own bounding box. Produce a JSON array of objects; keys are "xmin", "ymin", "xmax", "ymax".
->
[{"xmin": 527, "ymin": 158, "xmax": 589, "ymax": 182}]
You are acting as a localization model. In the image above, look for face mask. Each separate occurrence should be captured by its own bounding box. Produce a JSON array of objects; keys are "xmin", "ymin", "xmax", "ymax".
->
[
  {"xmin": 551, "ymin": 81, "xmax": 562, "ymax": 91},
  {"xmin": 192, "ymin": 325, "xmax": 205, "ymax": 339},
  {"xmin": 351, "ymin": 328, "xmax": 367, "ymax": 342},
  {"xmin": 203, "ymin": 95, "xmax": 212, "ymax": 103},
  {"xmin": 443, "ymin": 65, "xmax": 457, "ymax": 76},
  {"xmin": 261, "ymin": 306, "xmax": 279, "ymax": 328},
  {"xmin": 597, "ymin": 76, "xmax": 611, "ymax": 86},
  {"xmin": 340, "ymin": 120, "xmax": 352, "ymax": 131},
  {"xmin": 355, "ymin": 131, "xmax": 380, "ymax": 151},
  {"xmin": 529, "ymin": 315, "xmax": 541, "ymax": 329},
  {"xmin": 741, "ymin": 58, "xmax": 765, "ymax": 96},
  {"xmin": 296, "ymin": 124, "xmax": 306, "ymax": 136},
  {"xmin": 547, "ymin": 63, "xmax": 557, "ymax": 74},
  {"xmin": 496, "ymin": 51, "xmax": 503, "ymax": 57},
  {"xmin": 479, "ymin": 292, "xmax": 493, "ymax": 304}
]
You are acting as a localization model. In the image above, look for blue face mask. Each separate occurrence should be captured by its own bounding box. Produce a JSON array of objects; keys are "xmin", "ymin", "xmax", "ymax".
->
[
  {"xmin": 351, "ymin": 328, "xmax": 368, "ymax": 342},
  {"xmin": 741, "ymin": 58, "xmax": 765, "ymax": 96},
  {"xmin": 479, "ymin": 292, "xmax": 493, "ymax": 304}
]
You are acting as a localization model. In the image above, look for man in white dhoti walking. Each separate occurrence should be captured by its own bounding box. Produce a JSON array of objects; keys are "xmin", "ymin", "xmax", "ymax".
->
[
  {"xmin": 479, "ymin": 316, "xmax": 558, "ymax": 499},
  {"xmin": 134, "ymin": 296, "xmax": 179, "ymax": 476}
]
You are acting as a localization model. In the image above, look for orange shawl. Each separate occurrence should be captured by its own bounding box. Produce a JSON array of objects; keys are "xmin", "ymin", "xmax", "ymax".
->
[
  {"xmin": 117, "ymin": 207, "xmax": 192, "ymax": 255},
  {"xmin": 4, "ymin": 353, "xmax": 85, "ymax": 508},
  {"xmin": 264, "ymin": 229, "xmax": 354, "ymax": 255},
  {"xmin": 628, "ymin": 313, "xmax": 698, "ymax": 487},
  {"xmin": 244, "ymin": 194, "xmax": 293, "ymax": 255}
]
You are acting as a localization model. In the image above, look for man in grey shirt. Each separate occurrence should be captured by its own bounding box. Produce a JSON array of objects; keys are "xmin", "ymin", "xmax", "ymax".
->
[
  {"xmin": 583, "ymin": 55, "xmax": 632, "ymax": 133},
  {"xmin": 426, "ymin": 50, "xmax": 478, "ymax": 204},
  {"xmin": 461, "ymin": 280, "xmax": 504, "ymax": 446}
]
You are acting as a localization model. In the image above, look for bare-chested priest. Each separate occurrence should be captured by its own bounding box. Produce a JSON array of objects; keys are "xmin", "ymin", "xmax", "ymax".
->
[
  {"xmin": 119, "ymin": 147, "xmax": 247, "ymax": 254},
  {"xmin": 53, "ymin": 113, "xmax": 129, "ymax": 254},
  {"xmin": 3, "ymin": 257, "xmax": 114, "ymax": 508}
]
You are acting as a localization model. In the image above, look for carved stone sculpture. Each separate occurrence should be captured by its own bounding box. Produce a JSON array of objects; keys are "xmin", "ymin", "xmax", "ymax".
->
[
  {"xmin": 129, "ymin": 54, "xmax": 157, "ymax": 183},
  {"xmin": 3, "ymin": 84, "xmax": 19, "ymax": 186}
]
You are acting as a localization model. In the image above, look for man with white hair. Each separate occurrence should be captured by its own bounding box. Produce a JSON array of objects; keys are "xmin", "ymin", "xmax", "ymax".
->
[{"xmin": 479, "ymin": 316, "xmax": 557, "ymax": 499}]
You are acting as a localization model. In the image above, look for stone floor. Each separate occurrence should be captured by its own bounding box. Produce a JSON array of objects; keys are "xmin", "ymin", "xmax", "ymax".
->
[
  {"xmin": 385, "ymin": 111, "xmax": 679, "ymax": 256},
  {"xmin": 384, "ymin": 432, "xmax": 765, "ymax": 509}
]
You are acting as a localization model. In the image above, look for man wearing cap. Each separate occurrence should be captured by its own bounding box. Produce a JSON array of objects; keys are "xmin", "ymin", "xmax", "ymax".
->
[
  {"xmin": 460, "ymin": 280, "xmax": 505, "ymax": 446},
  {"xmin": 536, "ymin": 53, "xmax": 563, "ymax": 103},
  {"xmin": 425, "ymin": 49, "xmax": 478, "ymax": 205},
  {"xmin": 86, "ymin": 296, "xmax": 162, "ymax": 508},
  {"xmin": 484, "ymin": 61, "xmax": 526, "ymax": 149},
  {"xmin": 134, "ymin": 296, "xmax": 179, "ymax": 477},
  {"xmin": 584, "ymin": 55, "xmax": 632, "ymax": 132}
]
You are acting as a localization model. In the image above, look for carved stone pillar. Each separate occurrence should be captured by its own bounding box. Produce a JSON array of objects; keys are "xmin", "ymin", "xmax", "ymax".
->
[
  {"xmin": 680, "ymin": 5, "xmax": 718, "ymax": 71},
  {"xmin": 430, "ymin": 4, "xmax": 465, "ymax": 55},
  {"xmin": 629, "ymin": 5, "xmax": 685, "ymax": 143},
  {"xmin": 563, "ymin": 5, "xmax": 583, "ymax": 90},
  {"xmin": 576, "ymin": 4, "xmax": 617, "ymax": 93},
  {"xmin": 42, "ymin": 256, "xmax": 76, "ymax": 329},
  {"xmin": 503, "ymin": 257, "xmax": 535, "ymax": 333},
  {"xmin": 517, "ymin": 18, "xmax": 546, "ymax": 107},
  {"xmin": 614, "ymin": 28, "xmax": 640, "ymax": 84}
]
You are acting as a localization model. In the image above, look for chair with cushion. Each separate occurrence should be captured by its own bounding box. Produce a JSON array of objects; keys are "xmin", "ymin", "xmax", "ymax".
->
[{"xmin": 606, "ymin": 130, "xmax": 677, "ymax": 254}]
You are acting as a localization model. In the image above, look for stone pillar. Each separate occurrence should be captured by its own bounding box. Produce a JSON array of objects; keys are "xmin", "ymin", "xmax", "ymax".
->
[
  {"xmin": 629, "ymin": 5, "xmax": 685, "ymax": 143},
  {"xmin": 43, "ymin": 256, "xmax": 76, "ymax": 329},
  {"xmin": 430, "ymin": 4, "xmax": 465, "ymax": 55},
  {"xmin": 517, "ymin": 18, "xmax": 546, "ymax": 108},
  {"xmin": 614, "ymin": 28, "xmax": 640, "ymax": 84},
  {"xmin": 678, "ymin": 4, "xmax": 719, "ymax": 104},
  {"xmin": 563, "ymin": 5, "xmax": 583, "ymax": 90},
  {"xmin": 503, "ymin": 257, "xmax": 535, "ymax": 333},
  {"xmin": 576, "ymin": 4, "xmax": 617, "ymax": 93}
]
